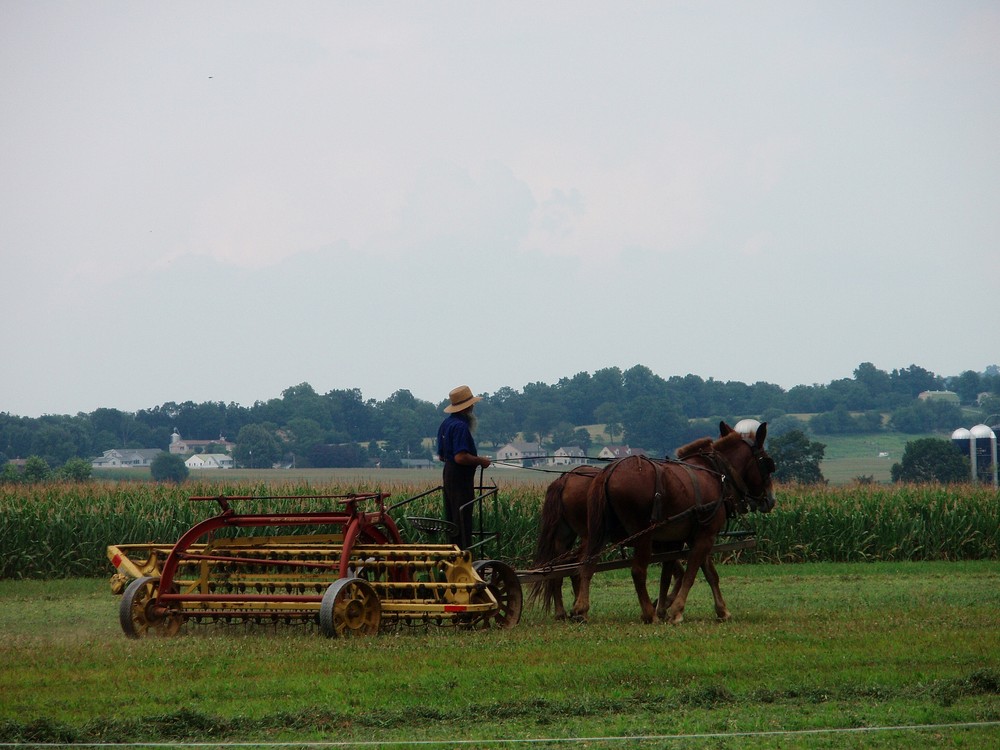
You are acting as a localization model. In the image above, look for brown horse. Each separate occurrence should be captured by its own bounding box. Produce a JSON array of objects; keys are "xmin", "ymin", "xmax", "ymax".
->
[
  {"xmin": 529, "ymin": 465, "xmax": 600, "ymax": 619},
  {"xmin": 570, "ymin": 421, "xmax": 776, "ymax": 625},
  {"xmin": 530, "ymin": 464, "xmax": 720, "ymax": 621}
]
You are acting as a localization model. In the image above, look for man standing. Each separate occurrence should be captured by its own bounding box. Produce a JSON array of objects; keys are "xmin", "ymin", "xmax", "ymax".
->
[{"xmin": 436, "ymin": 385, "xmax": 491, "ymax": 549}]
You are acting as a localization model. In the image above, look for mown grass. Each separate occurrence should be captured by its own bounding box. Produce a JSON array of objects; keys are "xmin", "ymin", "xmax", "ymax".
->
[
  {"xmin": 0, "ymin": 563, "xmax": 998, "ymax": 748},
  {"xmin": 2, "ymin": 479, "xmax": 998, "ymax": 579}
]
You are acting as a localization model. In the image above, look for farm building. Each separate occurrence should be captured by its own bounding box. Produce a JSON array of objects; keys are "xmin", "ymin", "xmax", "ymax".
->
[
  {"xmin": 169, "ymin": 429, "xmax": 235, "ymax": 455},
  {"xmin": 184, "ymin": 453, "xmax": 235, "ymax": 470},
  {"xmin": 551, "ymin": 446, "xmax": 587, "ymax": 465},
  {"xmin": 91, "ymin": 448, "xmax": 163, "ymax": 469},
  {"xmin": 597, "ymin": 445, "xmax": 646, "ymax": 460},
  {"xmin": 496, "ymin": 441, "xmax": 546, "ymax": 467}
]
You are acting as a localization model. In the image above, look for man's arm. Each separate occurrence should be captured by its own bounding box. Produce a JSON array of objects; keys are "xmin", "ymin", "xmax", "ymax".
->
[{"xmin": 454, "ymin": 451, "xmax": 491, "ymax": 468}]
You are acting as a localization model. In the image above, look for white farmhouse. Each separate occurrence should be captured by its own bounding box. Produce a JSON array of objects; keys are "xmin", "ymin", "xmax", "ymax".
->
[
  {"xmin": 184, "ymin": 453, "xmax": 235, "ymax": 470},
  {"xmin": 496, "ymin": 441, "xmax": 546, "ymax": 468},
  {"xmin": 551, "ymin": 446, "xmax": 587, "ymax": 466},
  {"xmin": 597, "ymin": 445, "xmax": 646, "ymax": 460},
  {"xmin": 91, "ymin": 448, "xmax": 163, "ymax": 469}
]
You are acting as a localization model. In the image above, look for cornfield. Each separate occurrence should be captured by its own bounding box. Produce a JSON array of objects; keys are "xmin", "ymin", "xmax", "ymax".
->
[{"xmin": 1, "ymin": 479, "xmax": 997, "ymax": 579}]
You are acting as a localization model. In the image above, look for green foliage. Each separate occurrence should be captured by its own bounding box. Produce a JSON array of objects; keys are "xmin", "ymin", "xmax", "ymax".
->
[
  {"xmin": 889, "ymin": 398, "xmax": 963, "ymax": 433},
  {"xmin": 232, "ymin": 424, "xmax": 282, "ymax": 468},
  {"xmin": 1, "ymin": 361, "xmax": 998, "ymax": 479},
  {"xmin": 0, "ymin": 463, "xmax": 20, "ymax": 484},
  {"xmin": 751, "ymin": 483, "xmax": 999, "ymax": 561},
  {"xmin": 56, "ymin": 457, "xmax": 92, "ymax": 482},
  {"xmin": 809, "ymin": 406, "xmax": 883, "ymax": 434},
  {"xmin": 769, "ymin": 430, "xmax": 826, "ymax": 484},
  {"xmin": 2, "ymin": 479, "xmax": 998, "ymax": 579},
  {"xmin": 22, "ymin": 456, "xmax": 50, "ymax": 482},
  {"xmin": 150, "ymin": 453, "xmax": 189, "ymax": 483},
  {"xmin": 891, "ymin": 437, "xmax": 970, "ymax": 483}
]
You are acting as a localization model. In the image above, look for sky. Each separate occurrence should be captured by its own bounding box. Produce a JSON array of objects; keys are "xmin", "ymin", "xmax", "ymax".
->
[{"xmin": 2, "ymin": 1, "xmax": 998, "ymax": 418}]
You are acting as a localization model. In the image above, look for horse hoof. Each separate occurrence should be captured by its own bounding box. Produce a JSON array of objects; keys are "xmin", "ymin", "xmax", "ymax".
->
[
  {"xmin": 716, "ymin": 610, "xmax": 732, "ymax": 622},
  {"xmin": 569, "ymin": 613, "xmax": 588, "ymax": 624}
]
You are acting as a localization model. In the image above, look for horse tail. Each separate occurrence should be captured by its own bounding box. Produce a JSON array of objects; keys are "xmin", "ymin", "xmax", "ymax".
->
[
  {"xmin": 584, "ymin": 463, "xmax": 613, "ymax": 561},
  {"xmin": 533, "ymin": 474, "xmax": 568, "ymax": 567},
  {"xmin": 528, "ymin": 474, "xmax": 572, "ymax": 612}
]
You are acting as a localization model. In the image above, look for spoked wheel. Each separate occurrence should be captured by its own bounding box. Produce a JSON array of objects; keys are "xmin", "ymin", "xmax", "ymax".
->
[
  {"xmin": 119, "ymin": 576, "xmax": 183, "ymax": 639},
  {"xmin": 471, "ymin": 560, "xmax": 523, "ymax": 629},
  {"xmin": 319, "ymin": 577, "xmax": 381, "ymax": 638}
]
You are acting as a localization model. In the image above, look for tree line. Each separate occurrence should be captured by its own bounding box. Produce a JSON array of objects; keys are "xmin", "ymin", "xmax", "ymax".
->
[{"xmin": 2, "ymin": 362, "xmax": 999, "ymax": 472}]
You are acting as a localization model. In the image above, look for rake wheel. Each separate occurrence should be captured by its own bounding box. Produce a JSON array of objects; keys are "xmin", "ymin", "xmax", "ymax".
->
[
  {"xmin": 119, "ymin": 576, "xmax": 182, "ymax": 638},
  {"xmin": 471, "ymin": 560, "xmax": 523, "ymax": 629},
  {"xmin": 319, "ymin": 577, "xmax": 381, "ymax": 637}
]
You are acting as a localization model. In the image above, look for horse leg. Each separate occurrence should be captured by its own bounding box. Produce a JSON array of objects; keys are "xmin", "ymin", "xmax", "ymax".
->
[
  {"xmin": 700, "ymin": 557, "xmax": 731, "ymax": 621},
  {"xmin": 630, "ymin": 539, "xmax": 657, "ymax": 624},
  {"xmin": 655, "ymin": 560, "xmax": 684, "ymax": 621},
  {"xmin": 547, "ymin": 577, "xmax": 568, "ymax": 621},
  {"xmin": 551, "ymin": 573, "xmax": 583, "ymax": 622},
  {"xmin": 569, "ymin": 558, "xmax": 595, "ymax": 622},
  {"xmin": 664, "ymin": 538, "xmax": 715, "ymax": 625}
]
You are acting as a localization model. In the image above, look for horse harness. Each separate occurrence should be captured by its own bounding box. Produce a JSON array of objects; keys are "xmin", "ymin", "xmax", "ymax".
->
[{"xmin": 604, "ymin": 444, "xmax": 764, "ymax": 549}]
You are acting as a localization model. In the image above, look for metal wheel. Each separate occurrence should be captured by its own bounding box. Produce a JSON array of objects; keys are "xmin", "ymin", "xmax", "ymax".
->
[
  {"xmin": 319, "ymin": 577, "xmax": 381, "ymax": 637},
  {"xmin": 119, "ymin": 576, "xmax": 182, "ymax": 639},
  {"xmin": 472, "ymin": 560, "xmax": 523, "ymax": 629}
]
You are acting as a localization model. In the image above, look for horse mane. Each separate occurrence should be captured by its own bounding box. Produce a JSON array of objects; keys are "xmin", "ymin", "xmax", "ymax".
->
[{"xmin": 676, "ymin": 437, "xmax": 713, "ymax": 459}]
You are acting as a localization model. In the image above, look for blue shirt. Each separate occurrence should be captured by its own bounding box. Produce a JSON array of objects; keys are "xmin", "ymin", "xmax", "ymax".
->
[{"xmin": 437, "ymin": 414, "xmax": 477, "ymax": 463}]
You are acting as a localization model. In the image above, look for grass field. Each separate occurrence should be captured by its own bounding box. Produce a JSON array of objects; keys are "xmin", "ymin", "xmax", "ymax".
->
[
  {"xmin": 1, "ymin": 562, "xmax": 998, "ymax": 748},
  {"xmin": 816, "ymin": 432, "xmax": 942, "ymax": 485}
]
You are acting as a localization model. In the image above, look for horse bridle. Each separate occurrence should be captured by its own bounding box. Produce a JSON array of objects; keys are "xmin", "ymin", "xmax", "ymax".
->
[
  {"xmin": 730, "ymin": 440, "xmax": 776, "ymax": 513},
  {"xmin": 706, "ymin": 440, "xmax": 774, "ymax": 515}
]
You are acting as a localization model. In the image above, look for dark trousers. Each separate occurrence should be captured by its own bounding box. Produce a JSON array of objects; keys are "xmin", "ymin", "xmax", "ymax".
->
[{"xmin": 442, "ymin": 461, "xmax": 476, "ymax": 549}]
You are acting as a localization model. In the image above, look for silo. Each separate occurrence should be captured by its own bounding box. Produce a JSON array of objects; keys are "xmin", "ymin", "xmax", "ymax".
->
[
  {"xmin": 969, "ymin": 424, "xmax": 998, "ymax": 487},
  {"xmin": 951, "ymin": 427, "xmax": 973, "ymax": 482}
]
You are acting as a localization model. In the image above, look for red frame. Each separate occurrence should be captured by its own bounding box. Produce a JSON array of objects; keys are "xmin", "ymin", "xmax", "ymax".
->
[{"xmin": 153, "ymin": 493, "xmax": 403, "ymax": 612}]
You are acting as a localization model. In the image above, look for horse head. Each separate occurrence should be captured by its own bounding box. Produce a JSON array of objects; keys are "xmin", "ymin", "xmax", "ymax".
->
[{"xmin": 716, "ymin": 420, "xmax": 776, "ymax": 514}]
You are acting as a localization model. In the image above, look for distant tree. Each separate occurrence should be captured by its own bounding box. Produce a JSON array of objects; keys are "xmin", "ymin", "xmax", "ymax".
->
[
  {"xmin": 0, "ymin": 463, "xmax": 19, "ymax": 484},
  {"xmin": 952, "ymin": 370, "xmax": 982, "ymax": 404},
  {"xmin": 889, "ymin": 399, "xmax": 963, "ymax": 433},
  {"xmin": 29, "ymin": 423, "xmax": 80, "ymax": 466},
  {"xmin": 233, "ymin": 424, "xmax": 283, "ymax": 468},
  {"xmin": 765, "ymin": 414, "xmax": 809, "ymax": 439},
  {"xmin": 622, "ymin": 395, "xmax": 688, "ymax": 456},
  {"xmin": 891, "ymin": 438, "xmax": 970, "ymax": 484},
  {"xmin": 58, "ymin": 457, "xmax": 93, "ymax": 482},
  {"xmin": 594, "ymin": 402, "xmax": 623, "ymax": 444},
  {"xmin": 810, "ymin": 406, "xmax": 883, "ymax": 434},
  {"xmin": 890, "ymin": 365, "xmax": 943, "ymax": 400},
  {"xmin": 309, "ymin": 442, "xmax": 368, "ymax": 468},
  {"xmin": 150, "ymin": 453, "xmax": 189, "ymax": 483},
  {"xmin": 282, "ymin": 418, "xmax": 325, "ymax": 464},
  {"xmin": 22, "ymin": 455, "xmax": 51, "ymax": 483},
  {"xmin": 978, "ymin": 395, "xmax": 1000, "ymax": 424},
  {"xmin": 480, "ymin": 388, "xmax": 519, "ymax": 447},
  {"xmin": 769, "ymin": 430, "xmax": 826, "ymax": 484},
  {"xmin": 854, "ymin": 362, "xmax": 892, "ymax": 403},
  {"xmin": 547, "ymin": 422, "xmax": 578, "ymax": 451}
]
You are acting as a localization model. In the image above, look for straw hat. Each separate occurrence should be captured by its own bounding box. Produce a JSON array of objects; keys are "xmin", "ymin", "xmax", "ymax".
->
[{"xmin": 444, "ymin": 385, "xmax": 482, "ymax": 413}]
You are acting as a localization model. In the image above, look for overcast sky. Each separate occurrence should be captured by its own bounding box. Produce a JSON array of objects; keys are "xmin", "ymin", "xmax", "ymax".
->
[{"xmin": 2, "ymin": 1, "xmax": 998, "ymax": 418}]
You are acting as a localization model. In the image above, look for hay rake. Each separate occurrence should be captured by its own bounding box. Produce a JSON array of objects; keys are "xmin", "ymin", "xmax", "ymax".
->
[{"xmin": 108, "ymin": 492, "xmax": 521, "ymax": 638}]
